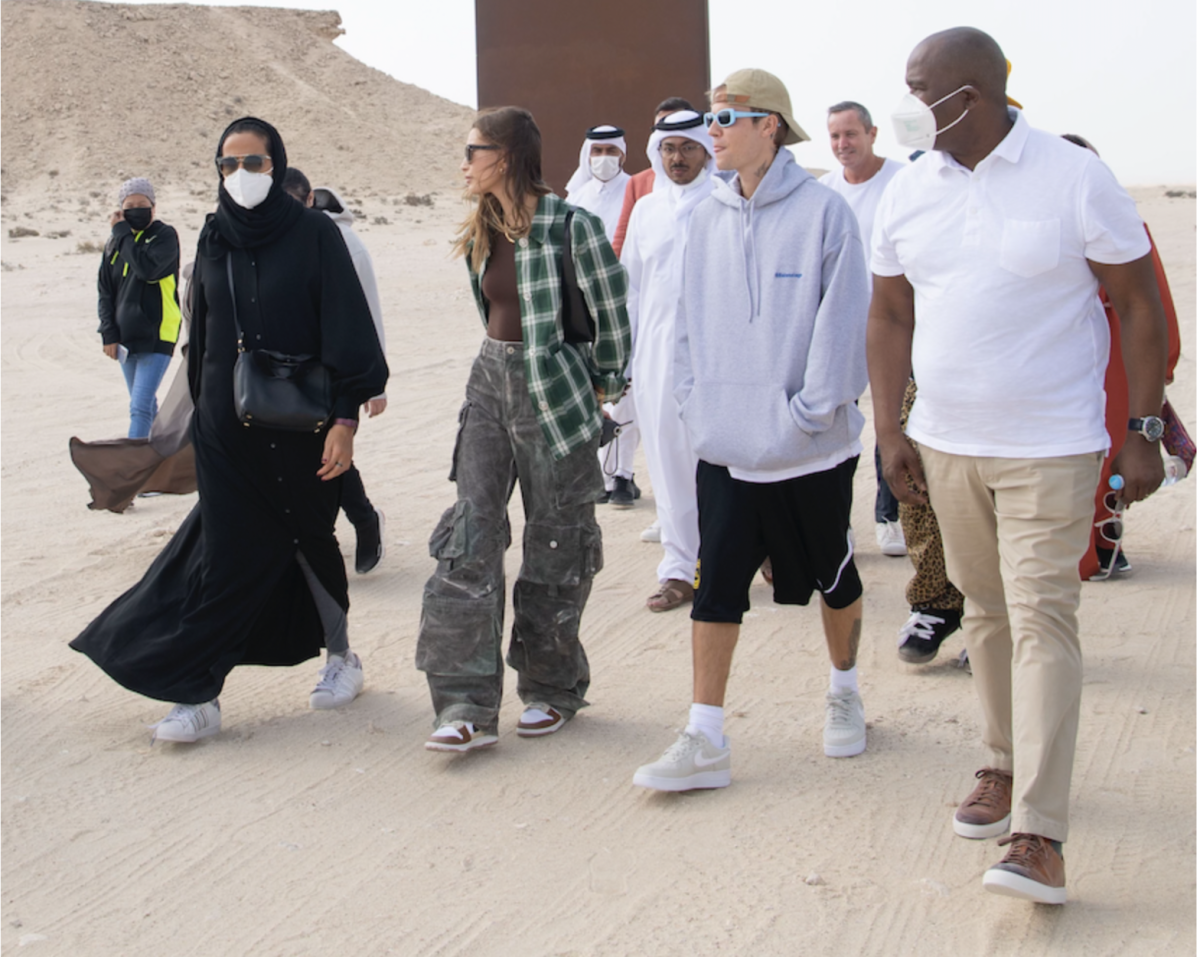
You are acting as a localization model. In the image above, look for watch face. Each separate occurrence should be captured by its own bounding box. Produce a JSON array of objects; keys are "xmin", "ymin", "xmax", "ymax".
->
[{"xmin": 1144, "ymin": 416, "xmax": 1165, "ymax": 441}]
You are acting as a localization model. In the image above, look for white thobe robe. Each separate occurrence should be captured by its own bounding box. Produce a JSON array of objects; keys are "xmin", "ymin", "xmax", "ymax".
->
[{"xmin": 620, "ymin": 175, "xmax": 710, "ymax": 583}]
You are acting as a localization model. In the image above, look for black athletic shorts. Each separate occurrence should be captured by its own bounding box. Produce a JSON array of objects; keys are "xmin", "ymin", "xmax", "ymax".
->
[{"xmin": 692, "ymin": 457, "xmax": 863, "ymax": 624}]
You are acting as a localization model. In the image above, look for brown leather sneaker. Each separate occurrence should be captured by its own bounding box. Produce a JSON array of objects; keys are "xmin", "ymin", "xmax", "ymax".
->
[
  {"xmin": 982, "ymin": 833, "xmax": 1067, "ymax": 904},
  {"xmin": 953, "ymin": 767, "xmax": 1013, "ymax": 838}
]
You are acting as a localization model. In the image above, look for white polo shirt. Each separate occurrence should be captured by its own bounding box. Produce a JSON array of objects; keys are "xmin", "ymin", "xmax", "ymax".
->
[{"xmin": 872, "ymin": 109, "xmax": 1150, "ymax": 458}]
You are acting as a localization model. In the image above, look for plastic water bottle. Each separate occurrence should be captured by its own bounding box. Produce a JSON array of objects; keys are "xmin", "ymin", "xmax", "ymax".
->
[{"xmin": 1162, "ymin": 455, "xmax": 1188, "ymax": 487}]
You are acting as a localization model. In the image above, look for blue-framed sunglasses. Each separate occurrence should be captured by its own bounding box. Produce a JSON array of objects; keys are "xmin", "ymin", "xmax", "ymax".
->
[{"xmin": 704, "ymin": 108, "xmax": 770, "ymax": 128}]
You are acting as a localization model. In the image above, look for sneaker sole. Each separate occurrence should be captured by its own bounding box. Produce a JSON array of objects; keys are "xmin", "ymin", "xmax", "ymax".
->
[
  {"xmin": 898, "ymin": 646, "xmax": 940, "ymax": 664},
  {"xmin": 517, "ymin": 715, "xmax": 567, "ymax": 737},
  {"xmin": 982, "ymin": 868, "xmax": 1066, "ymax": 904},
  {"xmin": 610, "ymin": 501, "xmax": 635, "ymax": 510},
  {"xmin": 632, "ymin": 769, "xmax": 731, "ymax": 791},
  {"xmin": 309, "ymin": 688, "xmax": 363, "ymax": 710},
  {"xmin": 953, "ymin": 812, "xmax": 1011, "ymax": 839},
  {"xmin": 425, "ymin": 734, "xmax": 498, "ymax": 753},
  {"xmin": 824, "ymin": 736, "xmax": 866, "ymax": 758},
  {"xmin": 153, "ymin": 723, "xmax": 221, "ymax": 744}
]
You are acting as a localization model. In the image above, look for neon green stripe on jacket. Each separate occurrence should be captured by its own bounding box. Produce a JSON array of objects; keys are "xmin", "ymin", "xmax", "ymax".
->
[{"xmin": 156, "ymin": 273, "xmax": 181, "ymax": 344}]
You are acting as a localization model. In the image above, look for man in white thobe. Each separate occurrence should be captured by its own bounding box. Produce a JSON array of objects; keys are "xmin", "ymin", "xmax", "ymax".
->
[
  {"xmin": 620, "ymin": 110, "xmax": 715, "ymax": 611},
  {"xmin": 566, "ymin": 124, "xmax": 641, "ymax": 507}
]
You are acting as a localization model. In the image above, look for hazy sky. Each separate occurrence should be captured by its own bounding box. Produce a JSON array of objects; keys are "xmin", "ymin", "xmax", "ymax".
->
[{"xmin": 115, "ymin": 0, "xmax": 1196, "ymax": 184}]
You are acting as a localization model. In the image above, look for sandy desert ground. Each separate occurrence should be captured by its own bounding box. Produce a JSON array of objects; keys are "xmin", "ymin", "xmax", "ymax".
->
[{"xmin": 0, "ymin": 181, "xmax": 1194, "ymax": 956}]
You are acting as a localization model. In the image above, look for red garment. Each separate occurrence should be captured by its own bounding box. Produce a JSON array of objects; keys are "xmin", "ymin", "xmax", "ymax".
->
[
  {"xmin": 1080, "ymin": 225, "xmax": 1180, "ymax": 580},
  {"xmin": 611, "ymin": 168, "xmax": 655, "ymax": 258}
]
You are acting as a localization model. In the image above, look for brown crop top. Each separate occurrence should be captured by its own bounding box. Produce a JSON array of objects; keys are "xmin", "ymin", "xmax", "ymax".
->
[{"xmin": 482, "ymin": 233, "xmax": 522, "ymax": 342}]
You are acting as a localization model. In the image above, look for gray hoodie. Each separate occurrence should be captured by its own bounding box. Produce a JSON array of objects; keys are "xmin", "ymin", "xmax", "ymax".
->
[{"xmin": 674, "ymin": 148, "xmax": 869, "ymax": 476}]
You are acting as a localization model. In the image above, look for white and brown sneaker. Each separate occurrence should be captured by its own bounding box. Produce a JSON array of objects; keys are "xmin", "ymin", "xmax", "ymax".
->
[
  {"xmin": 424, "ymin": 721, "xmax": 498, "ymax": 752},
  {"xmin": 516, "ymin": 704, "xmax": 567, "ymax": 737},
  {"xmin": 953, "ymin": 767, "xmax": 1013, "ymax": 838}
]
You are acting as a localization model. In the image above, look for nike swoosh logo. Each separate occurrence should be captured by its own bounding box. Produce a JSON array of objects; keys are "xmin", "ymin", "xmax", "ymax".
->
[{"xmin": 694, "ymin": 752, "xmax": 726, "ymax": 768}]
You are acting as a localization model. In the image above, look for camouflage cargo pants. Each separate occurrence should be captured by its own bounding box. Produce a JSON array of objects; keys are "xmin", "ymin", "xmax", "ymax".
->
[{"xmin": 415, "ymin": 338, "xmax": 605, "ymax": 733}]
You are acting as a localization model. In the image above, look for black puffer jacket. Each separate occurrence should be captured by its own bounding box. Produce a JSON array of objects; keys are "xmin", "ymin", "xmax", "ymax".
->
[{"xmin": 97, "ymin": 219, "xmax": 181, "ymax": 356}]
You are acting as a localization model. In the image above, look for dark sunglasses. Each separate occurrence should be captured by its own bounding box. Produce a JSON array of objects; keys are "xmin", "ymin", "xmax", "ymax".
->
[
  {"xmin": 464, "ymin": 144, "xmax": 502, "ymax": 163},
  {"xmin": 216, "ymin": 154, "xmax": 272, "ymax": 175}
]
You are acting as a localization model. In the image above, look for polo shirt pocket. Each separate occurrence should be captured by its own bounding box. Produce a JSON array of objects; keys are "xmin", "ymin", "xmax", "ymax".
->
[{"xmin": 999, "ymin": 218, "xmax": 1061, "ymax": 278}]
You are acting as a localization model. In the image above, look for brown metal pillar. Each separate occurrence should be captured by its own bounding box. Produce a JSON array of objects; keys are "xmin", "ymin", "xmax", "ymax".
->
[{"xmin": 475, "ymin": 0, "xmax": 710, "ymax": 193}]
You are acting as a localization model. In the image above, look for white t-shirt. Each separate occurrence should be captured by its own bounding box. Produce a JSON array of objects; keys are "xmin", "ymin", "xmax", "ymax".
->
[
  {"xmin": 872, "ymin": 110, "xmax": 1150, "ymax": 458},
  {"xmin": 819, "ymin": 158, "xmax": 903, "ymax": 268}
]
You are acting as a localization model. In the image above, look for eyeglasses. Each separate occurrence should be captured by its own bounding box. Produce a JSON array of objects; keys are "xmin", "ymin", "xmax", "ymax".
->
[
  {"xmin": 464, "ymin": 144, "xmax": 502, "ymax": 164},
  {"xmin": 216, "ymin": 154, "xmax": 272, "ymax": 176},
  {"xmin": 658, "ymin": 142, "xmax": 705, "ymax": 159},
  {"xmin": 704, "ymin": 109, "xmax": 770, "ymax": 128},
  {"xmin": 1091, "ymin": 490, "xmax": 1125, "ymax": 581}
]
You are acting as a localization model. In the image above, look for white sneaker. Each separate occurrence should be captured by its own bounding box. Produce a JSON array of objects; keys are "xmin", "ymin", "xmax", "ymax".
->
[
  {"xmin": 151, "ymin": 699, "xmax": 221, "ymax": 743},
  {"xmin": 632, "ymin": 729, "xmax": 731, "ymax": 791},
  {"xmin": 824, "ymin": 688, "xmax": 866, "ymax": 757},
  {"xmin": 425, "ymin": 721, "xmax": 498, "ymax": 752},
  {"xmin": 309, "ymin": 651, "xmax": 364, "ymax": 710},
  {"xmin": 875, "ymin": 520, "xmax": 907, "ymax": 557},
  {"xmin": 640, "ymin": 520, "xmax": 661, "ymax": 543}
]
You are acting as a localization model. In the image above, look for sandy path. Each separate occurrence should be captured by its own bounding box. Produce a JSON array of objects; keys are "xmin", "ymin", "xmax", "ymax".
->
[{"xmin": 1, "ymin": 189, "xmax": 1194, "ymax": 956}]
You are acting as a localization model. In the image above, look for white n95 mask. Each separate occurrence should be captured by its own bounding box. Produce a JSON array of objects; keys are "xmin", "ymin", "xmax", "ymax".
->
[
  {"xmin": 224, "ymin": 169, "xmax": 274, "ymax": 210},
  {"xmin": 590, "ymin": 155, "xmax": 622, "ymax": 182},
  {"xmin": 891, "ymin": 85, "xmax": 972, "ymax": 152}
]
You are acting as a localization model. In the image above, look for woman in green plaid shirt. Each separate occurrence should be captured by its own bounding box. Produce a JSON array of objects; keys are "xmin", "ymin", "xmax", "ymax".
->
[{"xmin": 417, "ymin": 107, "xmax": 631, "ymax": 753}]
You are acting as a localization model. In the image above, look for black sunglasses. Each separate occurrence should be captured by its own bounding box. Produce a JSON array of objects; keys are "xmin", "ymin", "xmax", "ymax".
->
[
  {"xmin": 216, "ymin": 154, "xmax": 272, "ymax": 175},
  {"xmin": 464, "ymin": 144, "xmax": 502, "ymax": 163}
]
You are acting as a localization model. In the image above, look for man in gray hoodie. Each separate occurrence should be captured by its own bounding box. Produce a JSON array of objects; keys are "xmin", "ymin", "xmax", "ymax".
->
[{"xmin": 633, "ymin": 69, "xmax": 871, "ymax": 793}]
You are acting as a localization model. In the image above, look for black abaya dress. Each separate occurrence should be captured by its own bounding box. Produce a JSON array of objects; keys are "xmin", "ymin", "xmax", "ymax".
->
[{"xmin": 70, "ymin": 205, "xmax": 388, "ymax": 704}]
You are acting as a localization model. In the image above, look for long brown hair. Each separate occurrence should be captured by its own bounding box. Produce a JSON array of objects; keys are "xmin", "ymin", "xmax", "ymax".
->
[{"xmin": 453, "ymin": 107, "xmax": 551, "ymax": 272}]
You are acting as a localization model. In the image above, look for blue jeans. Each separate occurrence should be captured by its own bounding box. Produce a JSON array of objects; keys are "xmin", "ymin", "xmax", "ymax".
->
[{"xmin": 120, "ymin": 351, "xmax": 171, "ymax": 439}]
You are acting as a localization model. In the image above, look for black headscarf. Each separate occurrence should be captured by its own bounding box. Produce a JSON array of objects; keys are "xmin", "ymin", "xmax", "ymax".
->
[{"xmin": 197, "ymin": 116, "xmax": 302, "ymax": 257}]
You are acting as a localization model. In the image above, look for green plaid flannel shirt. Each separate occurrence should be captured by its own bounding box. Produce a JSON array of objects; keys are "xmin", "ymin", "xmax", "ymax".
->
[{"xmin": 468, "ymin": 193, "xmax": 630, "ymax": 460}]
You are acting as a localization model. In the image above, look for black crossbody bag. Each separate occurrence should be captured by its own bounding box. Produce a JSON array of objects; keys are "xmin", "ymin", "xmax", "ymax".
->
[{"xmin": 227, "ymin": 254, "xmax": 332, "ymax": 432}]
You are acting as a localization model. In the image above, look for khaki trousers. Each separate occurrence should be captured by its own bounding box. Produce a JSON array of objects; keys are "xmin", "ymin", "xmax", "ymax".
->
[{"xmin": 919, "ymin": 445, "xmax": 1102, "ymax": 842}]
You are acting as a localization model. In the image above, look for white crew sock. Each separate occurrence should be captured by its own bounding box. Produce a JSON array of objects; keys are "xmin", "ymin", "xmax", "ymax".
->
[
  {"xmin": 830, "ymin": 665, "xmax": 859, "ymax": 694},
  {"xmin": 686, "ymin": 703, "xmax": 725, "ymax": 747}
]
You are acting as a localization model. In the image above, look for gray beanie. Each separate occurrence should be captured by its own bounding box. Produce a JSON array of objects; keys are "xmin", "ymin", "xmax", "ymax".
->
[{"xmin": 118, "ymin": 177, "xmax": 156, "ymax": 206}]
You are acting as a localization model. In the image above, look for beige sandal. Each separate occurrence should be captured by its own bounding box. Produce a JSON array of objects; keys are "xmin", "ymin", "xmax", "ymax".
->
[{"xmin": 646, "ymin": 579, "xmax": 695, "ymax": 613}]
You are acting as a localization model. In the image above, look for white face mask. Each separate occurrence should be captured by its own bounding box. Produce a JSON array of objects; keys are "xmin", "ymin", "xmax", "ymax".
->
[
  {"xmin": 590, "ymin": 154, "xmax": 622, "ymax": 182},
  {"xmin": 891, "ymin": 85, "xmax": 972, "ymax": 152},
  {"xmin": 224, "ymin": 168, "xmax": 274, "ymax": 209}
]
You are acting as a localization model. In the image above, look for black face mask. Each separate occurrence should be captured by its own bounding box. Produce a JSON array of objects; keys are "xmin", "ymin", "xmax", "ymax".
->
[{"xmin": 123, "ymin": 207, "xmax": 153, "ymax": 231}]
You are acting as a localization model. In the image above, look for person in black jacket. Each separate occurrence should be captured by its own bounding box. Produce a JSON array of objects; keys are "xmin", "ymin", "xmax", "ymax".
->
[
  {"xmin": 97, "ymin": 177, "xmax": 181, "ymax": 438},
  {"xmin": 70, "ymin": 118, "xmax": 388, "ymax": 743}
]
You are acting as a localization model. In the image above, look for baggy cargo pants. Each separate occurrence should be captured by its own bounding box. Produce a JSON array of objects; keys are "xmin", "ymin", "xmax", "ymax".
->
[{"xmin": 415, "ymin": 338, "xmax": 605, "ymax": 733}]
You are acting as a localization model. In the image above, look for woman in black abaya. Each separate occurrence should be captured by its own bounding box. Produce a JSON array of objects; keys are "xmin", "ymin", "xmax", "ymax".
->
[{"xmin": 70, "ymin": 117, "xmax": 388, "ymax": 742}]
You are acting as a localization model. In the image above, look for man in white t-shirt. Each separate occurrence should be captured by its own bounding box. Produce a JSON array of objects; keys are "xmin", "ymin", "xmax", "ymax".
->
[
  {"xmin": 819, "ymin": 101, "xmax": 907, "ymax": 562},
  {"xmin": 868, "ymin": 27, "xmax": 1168, "ymax": 906}
]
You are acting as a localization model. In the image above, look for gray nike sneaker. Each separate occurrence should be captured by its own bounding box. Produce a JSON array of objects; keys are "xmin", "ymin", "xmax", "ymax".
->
[{"xmin": 632, "ymin": 729, "xmax": 731, "ymax": 791}]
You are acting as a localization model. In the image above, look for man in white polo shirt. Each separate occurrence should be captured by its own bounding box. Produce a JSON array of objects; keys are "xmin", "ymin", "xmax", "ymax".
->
[
  {"xmin": 819, "ymin": 100, "xmax": 907, "ymax": 561},
  {"xmin": 868, "ymin": 27, "xmax": 1167, "ymax": 905}
]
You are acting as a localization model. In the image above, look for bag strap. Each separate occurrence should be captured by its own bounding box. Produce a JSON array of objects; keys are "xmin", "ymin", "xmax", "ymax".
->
[
  {"xmin": 560, "ymin": 208, "xmax": 595, "ymax": 343},
  {"xmin": 225, "ymin": 253, "xmax": 245, "ymax": 353}
]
